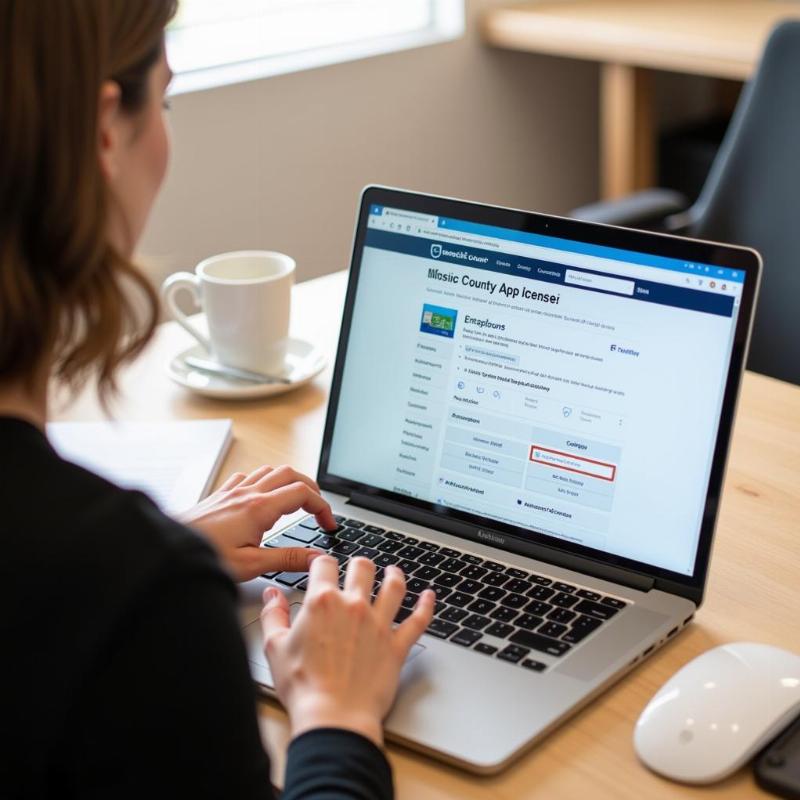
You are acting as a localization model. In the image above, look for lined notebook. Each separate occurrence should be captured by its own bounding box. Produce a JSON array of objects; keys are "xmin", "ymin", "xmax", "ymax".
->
[{"xmin": 48, "ymin": 419, "xmax": 233, "ymax": 516}]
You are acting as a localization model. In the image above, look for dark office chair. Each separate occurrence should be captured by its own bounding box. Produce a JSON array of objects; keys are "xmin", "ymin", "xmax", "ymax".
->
[{"xmin": 571, "ymin": 20, "xmax": 800, "ymax": 385}]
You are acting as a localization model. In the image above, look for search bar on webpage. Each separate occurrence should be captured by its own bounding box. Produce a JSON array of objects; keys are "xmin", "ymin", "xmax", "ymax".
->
[{"xmin": 564, "ymin": 269, "xmax": 634, "ymax": 296}]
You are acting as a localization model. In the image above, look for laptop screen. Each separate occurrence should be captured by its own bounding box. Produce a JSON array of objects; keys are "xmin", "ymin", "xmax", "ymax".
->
[{"xmin": 325, "ymin": 198, "xmax": 749, "ymax": 578}]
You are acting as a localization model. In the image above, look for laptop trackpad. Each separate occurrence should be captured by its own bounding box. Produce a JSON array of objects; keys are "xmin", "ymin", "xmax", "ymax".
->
[
  {"xmin": 244, "ymin": 604, "xmax": 425, "ymax": 688},
  {"xmin": 555, "ymin": 605, "xmax": 668, "ymax": 681}
]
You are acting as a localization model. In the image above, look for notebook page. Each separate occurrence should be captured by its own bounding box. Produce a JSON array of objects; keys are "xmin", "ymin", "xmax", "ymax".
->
[{"xmin": 47, "ymin": 419, "xmax": 233, "ymax": 516}]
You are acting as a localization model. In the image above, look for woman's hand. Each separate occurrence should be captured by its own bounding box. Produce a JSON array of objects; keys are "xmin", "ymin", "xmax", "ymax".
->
[
  {"xmin": 260, "ymin": 555, "xmax": 435, "ymax": 747},
  {"xmin": 180, "ymin": 464, "xmax": 338, "ymax": 582}
]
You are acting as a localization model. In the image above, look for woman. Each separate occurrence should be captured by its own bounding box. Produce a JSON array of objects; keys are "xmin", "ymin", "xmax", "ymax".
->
[{"xmin": 0, "ymin": 2, "xmax": 433, "ymax": 798}]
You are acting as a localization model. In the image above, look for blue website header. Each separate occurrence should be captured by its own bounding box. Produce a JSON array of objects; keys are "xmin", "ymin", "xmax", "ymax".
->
[
  {"xmin": 364, "ymin": 228, "xmax": 735, "ymax": 318},
  {"xmin": 368, "ymin": 205, "xmax": 745, "ymax": 284}
]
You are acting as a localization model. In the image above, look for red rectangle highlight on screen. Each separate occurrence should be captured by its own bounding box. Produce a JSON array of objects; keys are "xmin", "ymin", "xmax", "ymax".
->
[{"xmin": 529, "ymin": 445, "xmax": 617, "ymax": 482}]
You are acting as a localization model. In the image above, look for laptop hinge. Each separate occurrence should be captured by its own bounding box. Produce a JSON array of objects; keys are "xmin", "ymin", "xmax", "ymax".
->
[{"xmin": 348, "ymin": 492, "xmax": 655, "ymax": 593}]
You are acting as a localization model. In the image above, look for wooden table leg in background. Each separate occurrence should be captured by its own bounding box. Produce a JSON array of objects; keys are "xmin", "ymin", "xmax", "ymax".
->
[{"xmin": 600, "ymin": 63, "xmax": 654, "ymax": 199}]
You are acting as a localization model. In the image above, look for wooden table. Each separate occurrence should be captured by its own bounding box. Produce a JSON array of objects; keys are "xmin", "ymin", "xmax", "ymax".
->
[
  {"xmin": 483, "ymin": 1, "xmax": 800, "ymax": 200},
  {"xmin": 59, "ymin": 270, "xmax": 800, "ymax": 798}
]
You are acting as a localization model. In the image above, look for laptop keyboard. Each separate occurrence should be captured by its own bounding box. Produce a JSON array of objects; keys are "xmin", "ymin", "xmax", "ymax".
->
[{"xmin": 263, "ymin": 515, "xmax": 628, "ymax": 672}]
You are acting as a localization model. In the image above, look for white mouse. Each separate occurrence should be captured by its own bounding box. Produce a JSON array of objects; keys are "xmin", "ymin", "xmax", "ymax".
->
[{"xmin": 634, "ymin": 642, "xmax": 800, "ymax": 784}]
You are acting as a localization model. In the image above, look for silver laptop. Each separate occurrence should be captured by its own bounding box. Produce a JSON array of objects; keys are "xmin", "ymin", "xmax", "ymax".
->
[{"xmin": 238, "ymin": 186, "xmax": 761, "ymax": 773}]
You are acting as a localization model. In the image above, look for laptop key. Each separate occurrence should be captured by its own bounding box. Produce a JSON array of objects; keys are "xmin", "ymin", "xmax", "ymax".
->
[
  {"xmin": 396, "ymin": 558, "xmax": 419, "ymax": 575},
  {"xmin": 377, "ymin": 539, "xmax": 404, "ymax": 554},
  {"xmin": 525, "ymin": 600, "xmax": 552, "ymax": 616},
  {"xmin": 262, "ymin": 571, "xmax": 279, "ymax": 579},
  {"xmin": 401, "ymin": 592, "xmax": 419, "ymax": 609},
  {"xmin": 451, "ymin": 628, "xmax": 482, "ymax": 647},
  {"xmin": 333, "ymin": 515, "xmax": 346, "ymax": 524},
  {"xmin": 477, "ymin": 586, "xmax": 506, "ymax": 603},
  {"xmin": 338, "ymin": 527, "xmax": 365, "ymax": 543},
  {"xmin": 460, "ymin": 564, "xmax": 488, "ymax": 580},
  {"xmin": 539, "ymin": 621, "xmax": 568, "ymax": 638},
  {"xmin": 394, "ymin": 607, "xmax": 412, "ymax": 624},
  {"xmin": 485, "ymin": 622, "xmax": 514, "ymax": 639},
  {"xmin": 283, "ymin": 525, "xmax": 320, "ymax": 544},
  {"xmin": 462, "ymin": 614, "xmax": 491, "ymax": 631},
  {"xmin": 468, "ymin": 599, "xmax": 495, "ymax": 616},
  {"xmin": 482, "ymin": 572, "xmax": 509, "ymax": 587},
  {"xmin": 447, "ymin": 591, "xmax": 472, "ymax": 608},
  {"xmin": 456, "ymin": 579, "xmax": 482, "ymax": 594},
  {"xmin": 434, "ymin": 573, "xmax": 462, "ymax": 588},
  {"xmin": 528, "ymin": 585, "xmax": 555, "ymax": 600},
  {"xmin": 439, "ymin": 557, "xmax": 464, "ymax": 573},
  {"xmin": 353, "ymin": 546, "xmax": 380, "ymax": 560},
  {"xmin": 299, "ymin": 517, "xmax": 319, "ymax": 530},
  {"xmin": 521, "ymin": 659, "xmax": 547, "ymax": 672},
  {"xmin": 440, "ymin": 547, "xmax": 461, "ymax": 558},
  {"xmin": 551, "ymin": 592, "xmax": 579, "ymax": 608},
  {"xmin": 359, "ymin": 533, "xmax": 384, "ymax": 548},
  {"xmin": 275, "ymin": 572, "xmax": 307, "ymax": 587},
  {"xmin": 516, "ymin": 613, "xmax": 544, "ymax": 631},
  {"xmin": 398, "ymin": 545, "xmax": 424, "ymax": 560},
  {"xmin": 529, "ymin": 574, "xmax": 552, "ymax": 586},
  {"xmin": 574, "ymin": 599, "xmax": 619, "ymax": 620},
  {"xmin": 548, "ymin": 608, "xmax": 577, "ymax": 624},
  {"xmin": 383, "ymin": 530, "xmax": 404, "ymax": 541},
  {"xmin": 553, "ymin": 582, "xmax": 577, "ymax": 593},
  {"xmin": 576, "ymin": 589, "xmax": 601, "ymax": 601},
  {"xmin": 474, "ymin": 643, "xmax": 498, "ymax": 656},
  {"xmin": 374, "ymin": 553, "xmax": 400, "ymax": 568},
  {"xmin": 343, "ymin": 519, "xmax": 365, "ymax": 528},
  {"xmin": 562, "ymin": 626, "xmax": 595, "ymax": 644},
  {"xmin": 600, "ymin": 596, "xmax": 627, "ymax": 609},
  {"xmin": 427, "ymin": 619, "xmax": 458, "ymax": 639},
  {"xmin": 415, "ymin": 565, "xmax": 441, "ymax": 581},
  {"xmin": 510, "ymin": 630, "xmax": 572, "ymax": 657},
  {"xmin": 418, "ymin": 551, "xmax": 445, "ymax": 566},
  {"xmin": 497, "ymin": 644, "xmax": 529, "ymax": 664},
  {"xmin": 431, "ymin": 585, "xmax": 452, "ymax": 602},
  {"xmin": 504, "ymin": 578, "xmax": 532, "ymax": 595},
  {"xmin": 441, "ymin": 606, "xmax": 469, "ymax": 623},
  {"xmin": 313, "ymin": 534, "xmax": 337, "ymax": 550},
  {"xmin": 418, "ymin": 541, "xmax": 439, "ymax": 551},
  {"xmin": 499, "ymin": 593, "xmax": 527, "ymax": 610},
  {"xmin": 297, "ymin": 578, "xmax": 309, "ymax": 591},
  {"xmin": 403, "ymin": 536, "xmax": 419, "ymax": 546},
  {"xmin": 265, "ymin": 533, "xmax": 304, "ymax": 549},
  {"xmin": 332, "ymin": 540, "xmax": 359, "ymax": 555},
  {"xmin": 505, "ymin": 567, "xmax": 528, "ymax": 579},
  {"xmin": 490, "ymin": 606, "xmax": 519, "ymax": 623},
  {"xmin": 364, "ymin": 524, "xmax": 385, "ymax": 534},
  {"xmin": 460, "ymin": 554, "xmax": 482, "ymax": 565},
  {"xmin": 483, "ymin": 561, "xmax": 505, "ymax": 572},
  {"xmin": 407, "ymin": 578, "xmax": 429, "ymax": 594}
]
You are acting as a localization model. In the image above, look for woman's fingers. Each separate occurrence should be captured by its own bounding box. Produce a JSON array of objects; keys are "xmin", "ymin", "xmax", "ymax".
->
[
  {"xmin": 251, "ymin": 482, "xmax": 336, "ymax": 532},
  {"xmin": 394, "ymin": 590, "xmax": 435, "ymax": 654},
  {"xmin": 373, "ymin": 565, "xmax": 406, "ymax": 623},
  {"xmin": 255, "ymin": 546, "xmax": 320, "ymax": 575},
  {"xmin": 305, "ymin": 553, "xmax": 339, "ymax": 595},
  {"xmin": 260, "ymin": 586, "xmax": 291, "ymax": 649},
  {"xmin": 254, "ymin": 465, "xmax": 321, "ymax": 495},
  {"xmin": 238, "ymin": 464, "xmax": 274, "ymax": 487},
  {"xmin": 218, "ymin": 471, "xmax": 247, "ymax": 491},
  {"xmin": 343, "ymin": 557, "xmax": 375, "ymax": 599}
]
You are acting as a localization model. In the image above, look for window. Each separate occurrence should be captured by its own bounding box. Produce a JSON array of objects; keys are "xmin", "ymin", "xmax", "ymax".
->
[{"xmin": 167, "ymin": 0, "xmax": 465, "ymax": 94}]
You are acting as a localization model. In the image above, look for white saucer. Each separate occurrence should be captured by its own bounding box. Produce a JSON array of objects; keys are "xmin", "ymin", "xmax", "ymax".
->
[{"xmin": 167, "ymin": 340, "xmax": 326, "ymax": 399}]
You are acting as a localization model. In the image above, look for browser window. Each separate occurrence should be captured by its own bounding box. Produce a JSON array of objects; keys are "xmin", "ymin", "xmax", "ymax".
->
[{"xmin": 327, "ymin": 206, "xmax": 744, "ymax": 576}]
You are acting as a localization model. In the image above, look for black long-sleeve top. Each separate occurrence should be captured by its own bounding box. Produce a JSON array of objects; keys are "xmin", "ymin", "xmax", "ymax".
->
[{"xmin": 0, "ymin": 417, "xmax": 393, "ymax": 799}]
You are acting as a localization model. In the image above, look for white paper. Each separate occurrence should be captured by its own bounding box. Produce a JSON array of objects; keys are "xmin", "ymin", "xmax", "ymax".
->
[{"xmin": 47, "ymin": 419, "xmax": 233, "ymax": 516}]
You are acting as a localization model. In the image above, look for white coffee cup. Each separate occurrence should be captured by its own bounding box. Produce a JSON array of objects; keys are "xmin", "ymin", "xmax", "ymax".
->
[{"xmin": 161, "ymin": 250, "xmax": 295, "ymax": 375}]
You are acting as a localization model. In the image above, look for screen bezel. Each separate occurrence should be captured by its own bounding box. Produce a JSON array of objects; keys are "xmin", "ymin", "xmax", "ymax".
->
[{"xmin": 317, "ymin": 186, "xmax": 761, "ymax": 603}]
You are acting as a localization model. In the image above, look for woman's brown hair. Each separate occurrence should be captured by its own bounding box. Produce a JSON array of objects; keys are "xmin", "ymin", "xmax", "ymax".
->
[{"xmin": 0, "ymin": 0, "xmax": 177, "ymax": 399}]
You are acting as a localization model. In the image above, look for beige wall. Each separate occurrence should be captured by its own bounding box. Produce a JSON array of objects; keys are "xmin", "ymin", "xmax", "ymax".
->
[{"xmin": 139, "ymin": 0, "xmax": 600, "ymax": 286}]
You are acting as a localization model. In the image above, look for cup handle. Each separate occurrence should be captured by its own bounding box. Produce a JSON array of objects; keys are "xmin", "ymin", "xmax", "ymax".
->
[{"xmin": 160, "ymin": 272, "xmax": 212, "ymax": 352}]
